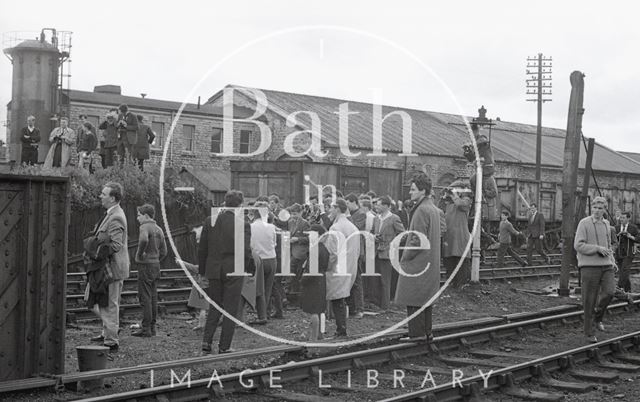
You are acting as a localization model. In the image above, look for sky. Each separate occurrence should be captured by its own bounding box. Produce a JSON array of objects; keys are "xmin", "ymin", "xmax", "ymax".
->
[{"xmin": 1, "ymin": 0, "xmax": 639, "ymax": 154}]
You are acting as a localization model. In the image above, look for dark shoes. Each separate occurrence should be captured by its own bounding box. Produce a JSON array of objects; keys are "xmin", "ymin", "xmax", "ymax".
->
[
  {"xmin": 249, "ymin": 319, "xmax": 267, "ymax": 326},
  {"xmin": 219, "ymin": 347, "xmax": 237, "ymax": 354},
  {"xmin": 132, "ymin": 330, "xmax": 153, "ymax": 337},
  {"xmin": 105, "ymin": 343, "xmax": 119, "ymax": 352},
  {"xmin": 90, "ymin": 335, "xmax": 104, "ymax": 342},
  {"xmin": 269, "ymin": 313, "xmax": 284, "ymax": 319}
]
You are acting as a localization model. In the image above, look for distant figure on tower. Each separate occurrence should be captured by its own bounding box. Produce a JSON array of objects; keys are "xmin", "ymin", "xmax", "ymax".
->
[{"xmin": 20, "ymin": 115, "xmax": 40, "ymax": 165}]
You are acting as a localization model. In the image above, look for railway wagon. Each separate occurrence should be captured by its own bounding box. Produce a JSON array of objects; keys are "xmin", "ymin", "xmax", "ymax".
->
[{"xmin": 230, "ymin": 160, "xmax": 403, "ymax": 205}]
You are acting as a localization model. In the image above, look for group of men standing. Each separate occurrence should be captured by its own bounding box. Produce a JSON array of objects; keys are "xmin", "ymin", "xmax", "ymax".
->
[{"xmin": 19, "ymin": 104, "xmax": 155, "ymax": 170}]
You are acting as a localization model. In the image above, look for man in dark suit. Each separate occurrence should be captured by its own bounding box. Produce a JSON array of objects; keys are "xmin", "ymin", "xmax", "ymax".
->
[
  {"xmin": 199, "ymin": 190, "xmax": 252, "ymax": 354},
  {"xmin": 116, "ymin": 104, "xmax": 138, "ymax": 164},
  {"xmin": 374, "ymin": 196, "xmax": 405, "ymax": 310},
  {"xmin": 526, "ymin": 203, "xmax": 551, "ymax": 265},
  {"xmin": 615, "ymin": 211, "xmax": 638, "ymax": 291},
  {"xmin": 20, "ymin": 115, "xmax": 40, "ymax": 165},
  {"xmin": 89, "ymin": 182, "xmax": 130, "ymax": 351}
]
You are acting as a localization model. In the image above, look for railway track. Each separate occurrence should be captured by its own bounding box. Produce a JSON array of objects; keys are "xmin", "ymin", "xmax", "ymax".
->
[
  {"xmin": 64, "ymin": 257, "xmax": 640, "ymax": 321},
  {"xmin": 0, "ymin": 302, "xmax": 594, "ymax": 396},
  {"xmin": 47, "ymin": 298, "xmax": 640, "ymax": 402}
]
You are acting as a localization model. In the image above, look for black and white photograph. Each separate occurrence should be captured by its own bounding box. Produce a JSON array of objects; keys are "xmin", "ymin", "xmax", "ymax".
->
[{"xmin": 2, "ymin": 1, "xmax": 640, "ymax": 401}]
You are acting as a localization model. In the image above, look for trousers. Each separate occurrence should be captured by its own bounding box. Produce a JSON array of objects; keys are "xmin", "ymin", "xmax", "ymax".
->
[
  {"xmin": 94, "ymin": 280, "xmax": 124, "ymax": 346},
  {"xmin": 331, "ymin": 298, "xmax": 348, "ymax": 336},
  {"xmin": 496, "ymin": 243, "xmax": 526, "ymax": 267},
  {"xmin": 137, "ymin": 263, "xmax": 160, "ymax": 333},
  {"xmin": 527, "ymin": 237, "xmax": 549, "ymax": 264},
  {"xmin": 203, "ymin": 276, "xmax": 244, "ymax": 351},
  {"xmin": 256, "ymin": 257, "xmax": 276, "ymax": 320},
  {"xmin": 616, "ymin": 255, "xmax": 634, "ymax": 292},
  {"xmin": 406, "ymin": 305, "xmax": 433, "ymax": 337},
  {"xmin": 580, "ymin": 266, "xmax": 615, "ymax": 336},
  {"xmin": 375, "ymin": 258, "xmax": 393, "ymax": 310}
]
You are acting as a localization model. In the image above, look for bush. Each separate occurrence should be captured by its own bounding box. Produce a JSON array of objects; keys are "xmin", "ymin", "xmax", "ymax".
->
[{"xmin": 8, "ymin": 163, "xmax": 209, "ymax": 213}]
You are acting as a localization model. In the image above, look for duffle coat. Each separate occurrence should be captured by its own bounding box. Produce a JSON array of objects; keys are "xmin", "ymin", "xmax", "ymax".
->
[{"xmin": 394, "ymin": 196, "xmax": 441, "ymax": 307}]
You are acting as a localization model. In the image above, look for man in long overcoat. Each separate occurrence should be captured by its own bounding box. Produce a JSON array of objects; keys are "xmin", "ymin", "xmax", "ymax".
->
[
  {"xmin": 44, "ymin": 117, "xmax": 76, "ymax": 168},
  {"xmin": 442, "ymin": 180, "xmax": 472, "ymax": 287},
  {"xmin": 395, "ymin": 172, "xmax": 441, "ymax": 342},
  {"xmin": 133, "ymin": 114, "xmax": 155, "ymax": 171}
]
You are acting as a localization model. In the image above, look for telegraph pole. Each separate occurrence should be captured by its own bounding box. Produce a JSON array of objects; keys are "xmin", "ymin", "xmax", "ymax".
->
[
  {"xmin": 526, "ymin": 53, "xmax": 553, "ymax": 182},
  {"xmin": 558, "ymin": 71, "xmax": 586, "ymax": 297}
]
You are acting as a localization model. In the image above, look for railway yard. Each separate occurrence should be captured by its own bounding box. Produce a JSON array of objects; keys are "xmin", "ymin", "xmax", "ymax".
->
[{"xmin": 3, "ymin": 252, "xmax": 640, "ymax": 402}]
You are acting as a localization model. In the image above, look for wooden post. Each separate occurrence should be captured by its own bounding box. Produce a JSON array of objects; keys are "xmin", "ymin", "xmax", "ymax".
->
[
  {"xmin": 577, "ymin": 138, "xmax": 595, "ymax": 221},
  {"xmin": 558, "ymin": 71, "xmax": 585, "ymax": 297}
]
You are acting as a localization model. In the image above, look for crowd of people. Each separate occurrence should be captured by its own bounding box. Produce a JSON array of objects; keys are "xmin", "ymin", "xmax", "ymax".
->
[
  {"xmin": 20, "ymin": 103, "xmax": 155, "ymax": 171},
  {"xmin": 79, "ymin": 174, "xmax": 638, "ymax": 353}
]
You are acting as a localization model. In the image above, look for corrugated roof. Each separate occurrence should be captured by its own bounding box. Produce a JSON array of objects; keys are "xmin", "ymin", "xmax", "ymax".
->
[
  {"xmin": 66, "ymin": 90, "xmax": 223, "ymax": 116},
  {"xmin": 621, "ymin": 152, "xmax": 640, "ymax": 164},
  {"xmin": 209, "ymin": 85, "xmax": 640, "ymax": 175},
  {"xmin": 180, "ymin": 167, "xmax": 229, "ymax": 192}
]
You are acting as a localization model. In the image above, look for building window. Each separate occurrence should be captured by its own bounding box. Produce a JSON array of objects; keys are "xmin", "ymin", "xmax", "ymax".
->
[
  {"xmin": 151, "ymin": 122, "xmax": 164, "ymax": 148},
  {"xmin": 211, "ymin": 127, "xmax": 222, "ymax": 153},
  {"xmin": 183, "ymin": 124, "xmax": 195, "ymax": 151},
  {"xmin": 240, "ymin": 130, "xmax": 251, "ymax": 154}
]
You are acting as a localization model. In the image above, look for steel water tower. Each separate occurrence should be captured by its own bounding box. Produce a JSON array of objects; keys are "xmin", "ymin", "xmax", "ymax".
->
[{"xmin": 3, "ymin": 28, "xmax": 71, "ymax": 164}]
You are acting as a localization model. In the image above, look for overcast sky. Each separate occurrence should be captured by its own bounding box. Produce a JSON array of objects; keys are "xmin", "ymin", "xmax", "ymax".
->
[{"xmin": 1, "ymin": 0, "xmax": 638, "ymax": 154}]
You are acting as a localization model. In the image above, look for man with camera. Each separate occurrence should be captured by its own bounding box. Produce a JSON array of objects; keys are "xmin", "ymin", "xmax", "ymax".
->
[
  {"xmin": 615, "ymin": 211, "xmax": 638, "ymax": 292},
  {"xmin": 575, "ymin": 196, "xmax": 616, "ymax": 343},
  {"xmin": 44, "ymin": 117, "xmax": 76, "ymax": 168}
]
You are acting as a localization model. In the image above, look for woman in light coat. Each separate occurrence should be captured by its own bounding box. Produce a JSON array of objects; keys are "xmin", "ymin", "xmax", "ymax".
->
[
  {"xmin": 44, "ymin": 117, "xmax": 76, "ymax": 168},
  {"xmin": 324, "ymin": 198, "xmax": 360, "ymax": 337}
]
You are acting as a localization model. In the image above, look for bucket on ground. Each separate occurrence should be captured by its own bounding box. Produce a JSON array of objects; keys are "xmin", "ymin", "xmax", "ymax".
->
[{"xmin": 76, "ymin": 345, "xmax": 109, "ymax": 391}]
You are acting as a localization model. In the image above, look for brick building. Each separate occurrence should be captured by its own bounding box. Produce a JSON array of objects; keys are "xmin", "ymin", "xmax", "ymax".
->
[{"xmin": 11, "ymin": 83, "xmax": 640, "ymax": 222}]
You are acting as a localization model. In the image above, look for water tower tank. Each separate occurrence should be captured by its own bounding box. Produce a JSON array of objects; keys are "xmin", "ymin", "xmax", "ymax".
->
[{"xmin": 3, "ymin": 33, "xmax": 61, "ymax": 164}]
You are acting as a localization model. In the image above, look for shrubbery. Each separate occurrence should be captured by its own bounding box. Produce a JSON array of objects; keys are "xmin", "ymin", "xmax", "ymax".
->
[{"xmin": 8, "ymin": 163, "xmax": 210, "ymax": 213}]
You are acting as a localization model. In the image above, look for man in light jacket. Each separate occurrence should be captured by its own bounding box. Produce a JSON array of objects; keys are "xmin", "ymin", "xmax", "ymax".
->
[
  {"xmin": 574, "ymin": 196, "xmax": 616, "ymax": 343},
  {"xmin": 90, "ymin": 182, "xmax": 130, "ymax": 351}
]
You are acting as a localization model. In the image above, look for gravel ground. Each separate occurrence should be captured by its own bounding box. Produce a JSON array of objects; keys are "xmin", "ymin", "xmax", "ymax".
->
[{"xmin": 6, "ymin": 276, "xmax": 639, "ymax": 401}]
